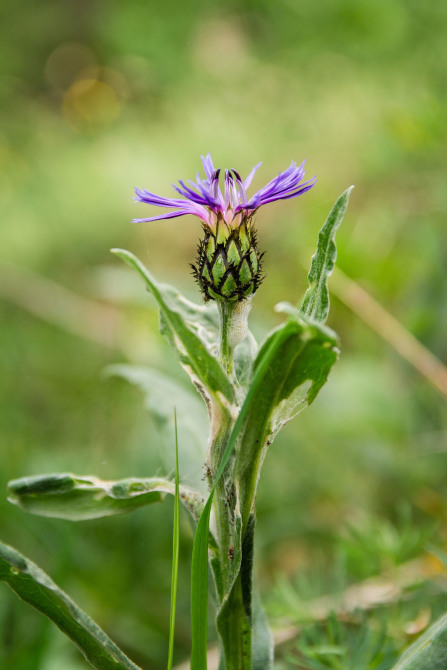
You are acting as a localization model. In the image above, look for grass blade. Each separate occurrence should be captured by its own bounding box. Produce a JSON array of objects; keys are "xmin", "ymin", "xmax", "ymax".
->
[{"xmin": 167, "ymin": 409, "xmax": 180, "ymax": 670}]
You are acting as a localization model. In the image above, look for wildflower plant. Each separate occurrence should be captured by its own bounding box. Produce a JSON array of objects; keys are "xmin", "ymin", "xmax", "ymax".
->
[{"xmin": 1, "ymin": 154, "xmax": 441, "ymax": 669}]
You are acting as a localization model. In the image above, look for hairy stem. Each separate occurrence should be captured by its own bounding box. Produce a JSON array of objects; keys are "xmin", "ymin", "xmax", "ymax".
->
[
  {"xmin": 218, "ymin": 302, "xmax": 236, "ymax": 377},
  {"xmin": 219, "ymin": 574, "xmax": 252, "ymax": 670},
  {"xmin": 209, "ymin": 410, "xmax": 235, "ymax": 601},
  {"xmin": 210, "ymin": 298, "xmax": 260, "ymax": 669},
  {"xmin": 217, "ymin": 298, "xmax": 252, "ymax": 378}
]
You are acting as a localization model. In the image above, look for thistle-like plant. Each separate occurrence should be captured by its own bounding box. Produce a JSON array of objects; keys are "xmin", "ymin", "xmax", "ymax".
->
[
  {"xmin": 0, "ymin": 150, "xmax": 407, "ymax": 670},
  {"xmin": 4, "ymin": 154, "xmax": 446, "ymax": 669},
  {"xmin": 131, "ymin": 156, "xmax": 333, "ymax": 667},
  {"xmin": 2, "ymin": 155, "xmax": 349, "ymax": 669}
]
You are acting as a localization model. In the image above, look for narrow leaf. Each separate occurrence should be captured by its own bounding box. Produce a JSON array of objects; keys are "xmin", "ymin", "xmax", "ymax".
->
[
  {"xmin": 391, "ymin": 613, "xmax": 447, "ymax": 670},
  {"xmin": 235, "ymin": 316, "xmax": 339, "ymax": 527},
  {"xmin": 8, "ymin": 473, "xmax": 204, "ymax": 522},
  {"xmin": 190, "ymin": 499, "xmax": 214, "ymax": 670},
  {"xmin": 300, "ymin": 186, "xmax": 353, "ymax": 323},
  {"xmin": 0, "ymin": 540, "xmax": 141, "ymax": 670},
  {"xmin": 162, "ymin": 283, "xmax": 219, "ymax": 351},
  {"xmin": 111, "ymin": 249, "xmax": 234, "ymax": 406},
  {"xmin": 167, "ymin": 410, "xmax": 180, "ymax": 670},
  {"xmin": 191, "ymin": 322, "xmax": 305, "ymax": 668}
]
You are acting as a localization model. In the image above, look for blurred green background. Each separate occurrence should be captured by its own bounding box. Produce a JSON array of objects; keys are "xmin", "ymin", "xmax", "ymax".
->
[{"xmin": 1, "ymin": 1, "xmax": 447, "ymax": 668}]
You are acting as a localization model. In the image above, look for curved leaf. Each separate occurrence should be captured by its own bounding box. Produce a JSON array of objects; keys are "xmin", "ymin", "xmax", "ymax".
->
[
  {"xmin": 235, "ymin": 315, "xmax": 339, "ymax": 527},
  {"xmin": 161, "ymin": 283, "xmax": 219, "ymax": 351},
  {"xmin": 0, "ymin": 540, "xmax": 141, "ymax": 670},
  {"xmin": 111, "ymin": 249, "xmax": 234, "ymax": 407},
  {"xmin": 8, "ymin": 473, "xmax": 204, "ymax": 522},
  {"xmin": 300, "ymin": 186, "xmax": 353, "ymax": 323}
]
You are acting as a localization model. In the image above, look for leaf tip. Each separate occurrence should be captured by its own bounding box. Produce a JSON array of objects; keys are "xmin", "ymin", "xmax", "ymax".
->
[{"xmin": 345, "ymin": 185, "xmax": 355, "ymax": 198}]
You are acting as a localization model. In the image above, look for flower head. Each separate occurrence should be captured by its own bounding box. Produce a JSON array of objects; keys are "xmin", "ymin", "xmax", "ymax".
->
[
  {"xmin": 133, "ymin": 154, "xmax": 316, "ymax": 229},
  {"xmin": 133, "ymin": 155, "xmax": 315, "ymax": 302}
]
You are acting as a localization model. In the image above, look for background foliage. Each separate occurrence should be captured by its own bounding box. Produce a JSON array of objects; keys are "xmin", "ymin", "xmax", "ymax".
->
[{"xmin": 1, "ymin": 1, "xmax": 446, "ymax": 668}]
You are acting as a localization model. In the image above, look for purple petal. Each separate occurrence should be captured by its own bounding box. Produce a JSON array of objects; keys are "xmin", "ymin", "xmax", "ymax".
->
[
  {"xmin": 232, "ymin": 170, "xmax": 248, "ymax": 205},
  {"xmin": 254, "ymin": 162, "xmax": 302, "ymax": 198},
  {"xmin": 241, "ymin": 192, "xmax": 261, "ymax": 211},
  {"xmin": 134, "ymin": 188, "xmax": 190, "ymax": 208},
  {"xmin": 255, "ymin": 178, "xmax": 316, "ymax": 206},
  {"xmin": 210, "ymin": 169, "xmax": 222, "ymax": 205},
  {"xmin": 224, "ymin": 169, "xmax": 232, "ymax": 206},
  {"xmin": 132, "ymin": 210, "xmax": 197, "ymax": 223},
  {"xmin": 249, "ymin": 160, "xmax": 308, "ymax": 203},
  {"xmin": 201, "ymin": 153, "xmax": 215, "ymax": 180},
  {"xmin": 243, "ymin": 162, "xmax": 262, "ymax": 190},
  {"xmin": 133, "ymin": 155, "xmax": 315, "ymax": 228},
  {"xmin": 174, "ymin": 180, "xmax": 215, "ymax": 207}
]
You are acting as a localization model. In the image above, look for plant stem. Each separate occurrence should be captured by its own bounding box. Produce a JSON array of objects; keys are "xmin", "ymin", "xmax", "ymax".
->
[
  {"xmin": 210, "ymin": 416, "xmax": 253, "ymax": 669},
  {"xmin": 210, "ymin": 298, "xmax": 260, "ymax": 669},
  {"xmin": 217, "ymin": 298, "xmax": 252, "ymax": 379},
  {"xmin": 209, "ymin": 410, "xmax": 234, "ymax": 600},
  {"xmin": 218, "ymin": 574, "xmax": 252, "ymax": 670},
  {"xmin": 218, "ymin": 301, "xmax": 236, "ymax": 377},
  {"xmin": 215, "ymin": 515, "xmax": 257, "ymax": 670}
]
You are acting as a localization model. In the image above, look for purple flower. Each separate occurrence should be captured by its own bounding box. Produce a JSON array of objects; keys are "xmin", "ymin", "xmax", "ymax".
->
[{"xmin": 133, "ymin": 154, "xmax": 316, "ymax": 229}]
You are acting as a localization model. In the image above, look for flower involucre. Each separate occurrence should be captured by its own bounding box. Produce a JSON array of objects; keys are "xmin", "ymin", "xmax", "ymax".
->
[{"xmin": 134, "ymin": 154, "xmax": 315, "ymax": 301}]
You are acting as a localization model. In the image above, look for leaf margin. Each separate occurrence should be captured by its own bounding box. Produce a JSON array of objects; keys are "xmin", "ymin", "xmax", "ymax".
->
[
  {"xmin": 0, "ymin": 540, "xmax": 142, "ymax": 670},
  {"xmin": 300, "ymin": 186, "xmax": 353, "ymax": 323}
]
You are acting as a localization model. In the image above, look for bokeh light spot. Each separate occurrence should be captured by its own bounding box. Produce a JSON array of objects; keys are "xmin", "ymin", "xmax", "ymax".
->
[
  {"xmin": 62, "ymin": 79, "xmax": 121, "ymax": 133},
  {"xmin": 45, "ymin": 42, "xmax": 97, "ymax": 92}
]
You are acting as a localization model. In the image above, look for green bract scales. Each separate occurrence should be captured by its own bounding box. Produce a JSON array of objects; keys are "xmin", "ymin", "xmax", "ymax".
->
[{"xmin": 192, "ymin": 219, "xmax": 264, "ymax": 302}]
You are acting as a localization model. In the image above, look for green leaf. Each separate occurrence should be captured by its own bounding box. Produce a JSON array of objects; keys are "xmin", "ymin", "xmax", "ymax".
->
[
  {"xmin": 0, "ymin": 540, "xmax": 141, "ymax": 670},
  {"xmin": 8, "ymin": 473, "xmax": 204, "ymax": 522},
  {"xmin": 191, "ymin": 314, "xmax": 337, "ymax": 668},
  {"xmin": 190, "ymin": 326, "xmax": 288, "ymax": 668},
  {"xmin": 203, "ymin": 316, "xmax": 338, "ymax": 668},
  {"xmin": 300, "ymin": 186, "xmax": 353, "ymax": 323},
  {"xmin": 191, "ymin": 499, "xmax": 214, "ymax": 670},
  {"xmin": 391, "ymin": 613, "xmax": 447, "ymax": 670},
  {"xmin": 167, "ymin": 410, "xmax": 180, "ymax": 670},
  {"xmin": 111, "ymin": 249, "xmax": 234, "ymax": 407},
  {"xmin": 161, "ymin": 283, "xmax": 219, "ymax": 351},
  {"xmin": 235, "ymin": 315, "xmax": 339, "ymax": 527}
]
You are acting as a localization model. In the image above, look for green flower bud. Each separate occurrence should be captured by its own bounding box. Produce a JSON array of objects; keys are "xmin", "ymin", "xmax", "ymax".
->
[{"xmin": 192, "ymin": 217, "xmax": 264, "ymax": 302}]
